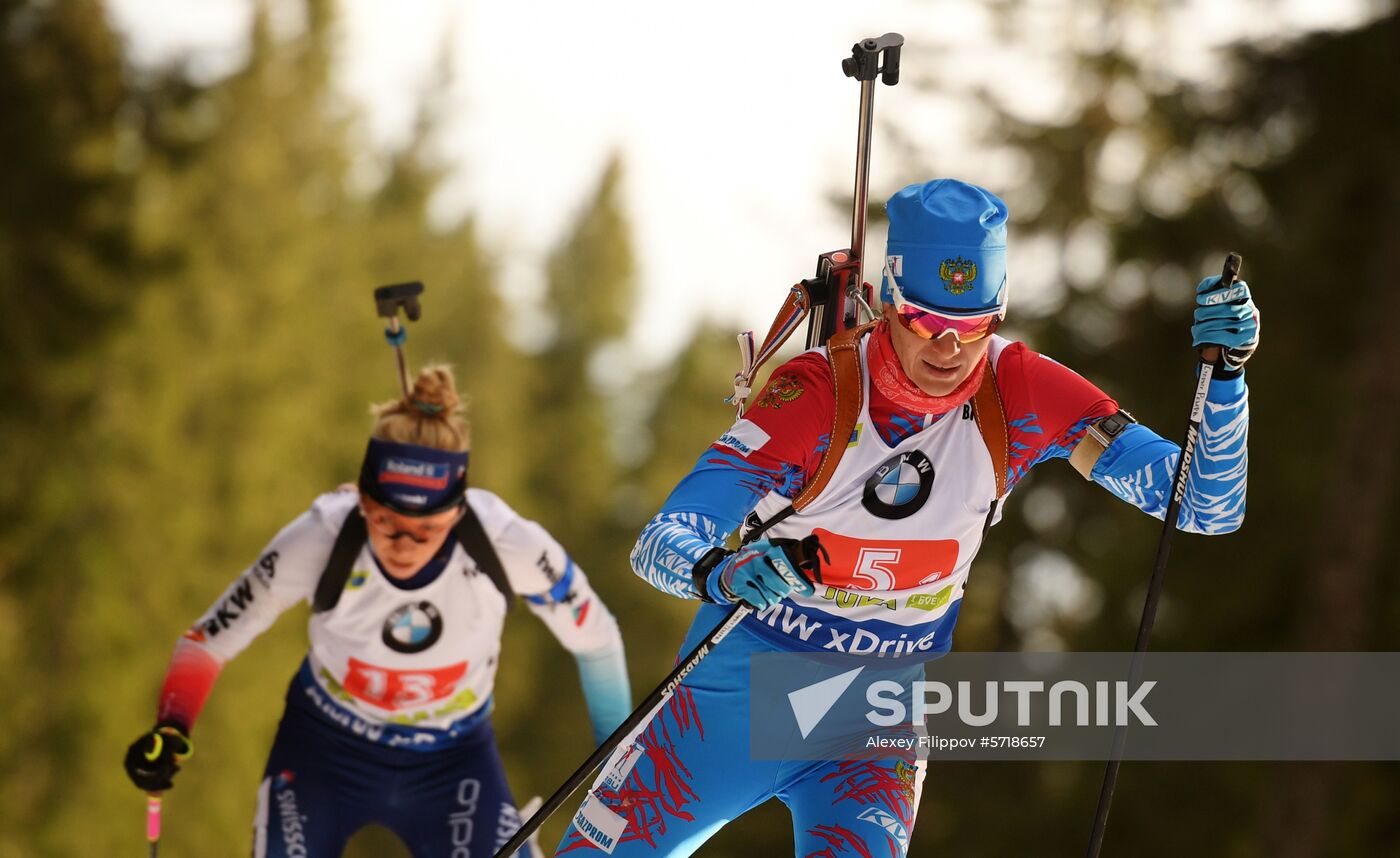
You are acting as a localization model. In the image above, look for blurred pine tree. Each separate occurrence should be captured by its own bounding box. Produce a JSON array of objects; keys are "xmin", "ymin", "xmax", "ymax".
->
[
  {"xmin": 0, "ymin": 0, "xmax": 497, "ymax": 853},
  {"xmin": 0, "ymin": 0, "xmax": 139, "ymax": 851}
]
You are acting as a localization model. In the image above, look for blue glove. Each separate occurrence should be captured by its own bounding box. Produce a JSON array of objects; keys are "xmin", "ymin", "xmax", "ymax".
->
[
  {"xmin": 1192, "ymin": 275, "xmax": 1260, "ymax": 371},
  {"xmin": 702, "ymin": 537, "xmax": 822, "ymax": 610}
]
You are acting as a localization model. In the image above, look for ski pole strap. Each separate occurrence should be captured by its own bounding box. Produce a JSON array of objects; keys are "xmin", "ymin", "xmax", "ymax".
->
[
  {"xmin": 728, "ymin": 283, "xmax": 813, "ymax": 416},
  {"xmin": 144, "ymin": 725, "xmax": 193, "ymax": 763},
  {"xmin": 143, "ymin": 733, "xmax": 163, "ymax": 762}
]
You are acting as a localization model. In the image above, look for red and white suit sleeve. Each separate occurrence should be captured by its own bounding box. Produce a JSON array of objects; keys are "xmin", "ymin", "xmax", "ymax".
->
[
  {"xmin": 157, "ymin": 497, "xmax": 340, "ymax": 730},
  {"xmin": 994, "ymin": 341, "xmax": 1119, "ymax": 492}
]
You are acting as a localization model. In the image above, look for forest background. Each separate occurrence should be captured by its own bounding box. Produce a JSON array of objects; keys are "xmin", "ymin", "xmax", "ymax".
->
[{"xmin": 2, "ymin": 1, "xmax": 1397, "ymax": 855}]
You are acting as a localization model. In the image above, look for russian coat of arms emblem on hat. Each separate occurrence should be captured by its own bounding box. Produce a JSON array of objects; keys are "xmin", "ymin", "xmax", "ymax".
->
[{"xmin": 939, "ymin": 257, "xmax": 978, "ymax": 295}]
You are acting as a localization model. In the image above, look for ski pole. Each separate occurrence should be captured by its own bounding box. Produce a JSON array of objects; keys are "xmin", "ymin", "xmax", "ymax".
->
[
  {"xmin": 492, "ymin": 604, "xmax": 753, "ymax": 858},
  {"xmin": 805, "ymin": 33, "xmax": 903, "ymax": 348},
  {"xmin": 373, "ymin": 281, "xmax": 426, "ymax": 397},
  {"xmin": 1082, "ymin": 253, "xmax": 1242, "ymax": 858},
  {"xmin": 139, "ymin": 727, "xmax": 167, "ymax": 857},
  {"xmin": 517, "ymin": 796, "xmax": 548, "ymax": 858},
  {"xmin": 146, "ymin": 792, "xmax": 161, "ymax": 857}
]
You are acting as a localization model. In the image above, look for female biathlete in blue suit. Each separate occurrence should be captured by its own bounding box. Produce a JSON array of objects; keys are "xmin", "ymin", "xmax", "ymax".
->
[
  {"xmin": 560, "ymin": 179, "xmax": 1258, "ymax": 857},
  {"xmin": 125, "ymin": 365, "xmax": 632, "ymax": 857}
]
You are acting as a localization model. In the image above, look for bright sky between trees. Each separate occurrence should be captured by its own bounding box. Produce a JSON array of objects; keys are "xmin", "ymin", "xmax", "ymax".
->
[{"xmin": 103, "ymin": 0, "xmax": 1375, "ymax": 362}]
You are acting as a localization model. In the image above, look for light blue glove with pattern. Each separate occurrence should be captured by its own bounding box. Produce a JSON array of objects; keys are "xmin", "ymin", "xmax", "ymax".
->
[
  {"xmin": 1192, "ymin": 274, "xmax": 1260, "ymax": 371},
  {"xmin": 702, "ymin": 537, "xmax": 820, "ymax": 610}
]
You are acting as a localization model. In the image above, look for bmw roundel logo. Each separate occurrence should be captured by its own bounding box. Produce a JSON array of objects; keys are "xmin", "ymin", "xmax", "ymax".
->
[
  {"xmin": 382, "ymin": 601, "xmax": 443, "ymax": 653},
  {"xmin": 862, "ymin": 450, "xmax": 935, "ymax": 520}
]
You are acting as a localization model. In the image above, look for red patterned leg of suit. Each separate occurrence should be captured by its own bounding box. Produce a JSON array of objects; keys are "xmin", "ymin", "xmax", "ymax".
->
[{"xmin": 786, "ymin": 754, "xmax": 925, "ymax": 858}]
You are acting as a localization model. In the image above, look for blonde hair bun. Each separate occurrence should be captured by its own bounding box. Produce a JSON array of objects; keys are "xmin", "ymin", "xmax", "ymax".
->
[
  {"xmin": 408, "ymin": 366, "xmax": 461, "ymax": 416},
  {"xmin": 370, "ymin": 364, "xmax": 470, "ymax": 452}
]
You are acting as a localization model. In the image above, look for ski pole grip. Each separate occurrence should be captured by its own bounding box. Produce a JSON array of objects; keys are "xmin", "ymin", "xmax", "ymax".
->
[
  {"xmin": 1199, "ymin": 252, "xmax": 1243, "ymax": 365},
  {"xmin": 1221, "ymin": 252, "xmax": 1241, "ymax": 287}
]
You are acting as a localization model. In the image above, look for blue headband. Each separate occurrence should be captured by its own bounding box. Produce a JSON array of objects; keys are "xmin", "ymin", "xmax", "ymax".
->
[{"xmin": 358, "ymin": 438, "xmax": 469, "ymax": 516}]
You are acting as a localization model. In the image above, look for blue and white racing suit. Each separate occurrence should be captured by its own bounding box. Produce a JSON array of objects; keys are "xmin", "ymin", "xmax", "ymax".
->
[{"xmin": 558, "ymin": 331, "xmax": 1248, "ymax": 857}]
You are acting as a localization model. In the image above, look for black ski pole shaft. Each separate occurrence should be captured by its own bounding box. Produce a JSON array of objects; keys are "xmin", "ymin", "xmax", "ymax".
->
[
  {"xmin": 1083, "ymin": 252, "xmax": 1242, "ymax": 858},
  {"xmin": 493, "ymin": 605, "xmax": 753, "ymax": 858}
]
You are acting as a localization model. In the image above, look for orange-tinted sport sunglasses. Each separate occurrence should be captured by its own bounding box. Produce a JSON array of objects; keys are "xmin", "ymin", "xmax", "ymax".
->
[{"xmin": 887, "ymin": 273, "xmax": 1003, "ymax": 343}]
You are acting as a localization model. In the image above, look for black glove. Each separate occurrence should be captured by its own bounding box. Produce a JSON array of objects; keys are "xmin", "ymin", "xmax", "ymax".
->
[
  {"xmin": 124, "ymin": 723, "xmax": 194, "ymax": 792},
  {"xmin": 774, "ymin": 534, "xmax": 827, "ymax": 584}
]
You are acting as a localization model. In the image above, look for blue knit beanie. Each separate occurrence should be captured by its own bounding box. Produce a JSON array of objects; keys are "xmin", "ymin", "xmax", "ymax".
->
[{"xmin": 880, "ymin": 178, "xmax": 1009, "ymax": 315}]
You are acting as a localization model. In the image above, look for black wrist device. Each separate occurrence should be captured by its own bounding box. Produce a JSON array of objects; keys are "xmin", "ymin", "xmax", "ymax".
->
[
  {"xmin": 692, "ymin": 546, "xmax": 732, "ymax": 603},
  {"xmin": 1085, "ymin": 409, "xmax": 1137, "ymax": 448}
]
